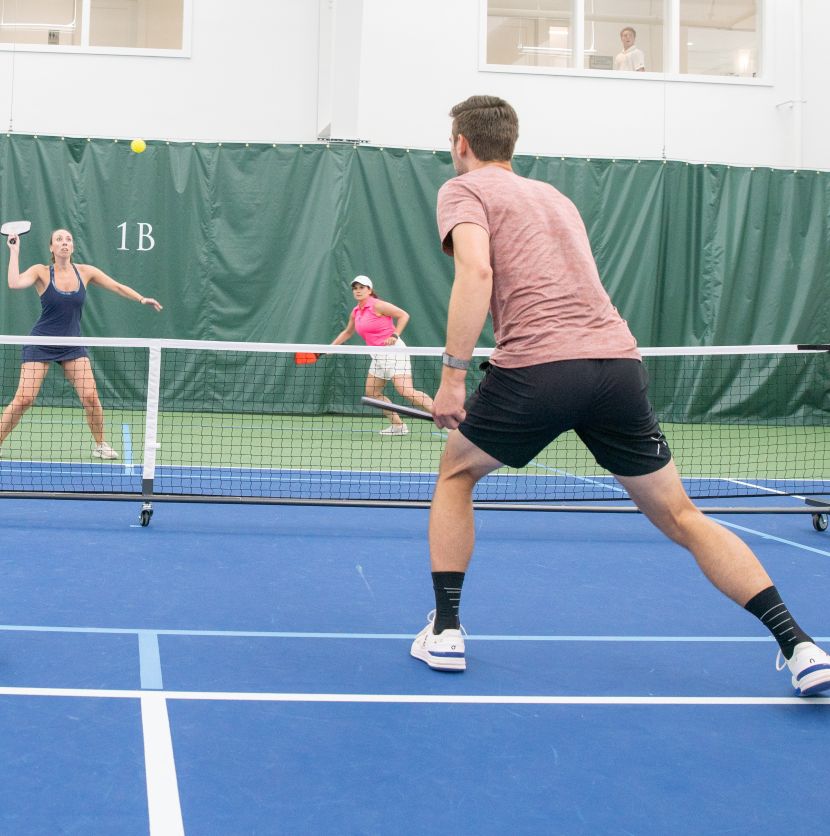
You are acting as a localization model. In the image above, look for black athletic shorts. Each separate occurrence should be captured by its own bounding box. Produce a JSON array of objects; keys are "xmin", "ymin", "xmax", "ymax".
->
[{"xmin": 459, "ymin": 358, "xmax": 671, "ymax": 476}]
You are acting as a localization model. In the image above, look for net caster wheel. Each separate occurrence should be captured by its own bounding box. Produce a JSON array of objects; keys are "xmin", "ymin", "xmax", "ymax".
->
[
  {"xmin": 139, "ymin": 508, "xmax": 153, "ymax": 527},
  {"xmin": 812, "ymin": 513, "xmax": 828, "ymax": 532}
]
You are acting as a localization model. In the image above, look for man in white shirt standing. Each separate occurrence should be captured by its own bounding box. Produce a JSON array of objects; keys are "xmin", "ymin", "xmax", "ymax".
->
[{"xmin": 614, "ymin": 26, "xmax": 645, "ymax": 71}]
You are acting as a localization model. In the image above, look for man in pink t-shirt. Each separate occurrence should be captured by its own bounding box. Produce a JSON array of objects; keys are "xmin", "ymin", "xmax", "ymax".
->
[{"xmin": 410, "ymin": 96, "xmax": 830, "ymax": 698}]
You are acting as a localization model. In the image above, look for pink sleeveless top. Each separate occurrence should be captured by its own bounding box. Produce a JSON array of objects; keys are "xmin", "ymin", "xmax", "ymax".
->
[{"xmin": 353, "ymin": 297, "xmax": 396, "ymax": 346}]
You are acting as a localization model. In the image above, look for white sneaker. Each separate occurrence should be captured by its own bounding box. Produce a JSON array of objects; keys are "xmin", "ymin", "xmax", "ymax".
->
[
  {"xmin": 379, "ymin": 423, "xmax": 409, "ymax": 436},
  {"xmin": 777, "ymin": 641, "xmax": 830, "ymax": 696},
  {"xmin": 410, "ymin": 610, "xmax": 466, "ymax": 671},
  {"xmin": 92, "ymin": 442, "xmax": 119, "ymax": 460}
]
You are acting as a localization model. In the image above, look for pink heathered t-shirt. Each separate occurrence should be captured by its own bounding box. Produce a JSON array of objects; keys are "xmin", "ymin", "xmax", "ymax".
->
[
  {"xmin": 436, "ymin": 166, "xmax": 640, "ymax": 368},
  {"xmin": 353, "ymin": 297, "xmax": 396, "ymax": 346}
]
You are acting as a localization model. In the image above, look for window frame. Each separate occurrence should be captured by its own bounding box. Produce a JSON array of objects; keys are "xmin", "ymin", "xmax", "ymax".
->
[
  {"xmin": 0, "ymin": 0, "xmax": 192, "ymax": 58},
  {"xmin": 480, "ymin": 0, "xmax": 771, "ymax": 87}
]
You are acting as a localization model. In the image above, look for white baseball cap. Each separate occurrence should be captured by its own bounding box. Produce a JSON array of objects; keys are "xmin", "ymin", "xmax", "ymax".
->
[{"xmin": 351, "ymin": 275, "xmax": 373, "ymax": 289}]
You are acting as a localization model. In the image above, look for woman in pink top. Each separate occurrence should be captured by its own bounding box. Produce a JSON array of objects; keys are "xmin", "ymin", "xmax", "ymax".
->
[{"xmin": 331, "ymin": 275, "xmax": 433, "ymax": 435}]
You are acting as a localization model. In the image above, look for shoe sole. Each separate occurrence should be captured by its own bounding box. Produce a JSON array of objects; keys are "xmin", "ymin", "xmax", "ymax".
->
[
  {"xmin": 92, "ymin": 451, "xmax": 119, "ymax": 459},
  {"xmin": 410, "ymin": 646, "xmax": 466, "ymax": 672},
  {"xmin": 794, "ymin": 667, "xmax": 830, "ymax": 696}
]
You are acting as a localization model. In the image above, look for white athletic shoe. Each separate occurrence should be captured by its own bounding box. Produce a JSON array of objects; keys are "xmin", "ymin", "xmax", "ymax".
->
[
  {"xmin": 411, "ymin": 610, "xmax": 466, "ymax": 671},
  {"xmin": 92, "ymin": 442, "xmax": 119, "ymax": 460},
  {"xmin": 777, "ymin": 641, "xmax": 830, "ymax": 696},
  {"xmin": 379, "ymin": 423, "xmax": 409, "ymax": 436}
]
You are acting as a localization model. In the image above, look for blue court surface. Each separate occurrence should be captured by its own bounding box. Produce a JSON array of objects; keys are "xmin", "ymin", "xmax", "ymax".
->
[{"xmin": 1, "ymin": 496, "xmax": 828, "ymax": 834}]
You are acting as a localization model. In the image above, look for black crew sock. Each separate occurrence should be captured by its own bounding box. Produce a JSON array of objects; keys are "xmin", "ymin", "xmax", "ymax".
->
[
  {"xmin": 744, "ymin": 585, "xmax": 812, "ymax": 660},
  {"xmin": 432, "ymin": 571, "xmax": 465, "ymax": 633}
]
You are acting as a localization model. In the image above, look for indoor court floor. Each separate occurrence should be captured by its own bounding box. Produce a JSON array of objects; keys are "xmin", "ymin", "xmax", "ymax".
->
[{"xmin": 1, "ymin": 496, "xmax": 828, "ymax": 834}]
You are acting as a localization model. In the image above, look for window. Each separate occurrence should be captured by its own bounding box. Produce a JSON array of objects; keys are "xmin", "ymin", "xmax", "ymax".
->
[
  {"xmin": 486, "ymin": 1, "xmax": 573, "ymax": 69},
  {"xmin": 484, "ymin": 0, "xmax": 764, "ymax": 82},
  {"xmin": 680, "ymin": 0, "xmax": 758, "ymax": 77},
  {"xmin": 0, "ymin": 0, "xmax": 188, "ymax": 54},
  {"xmin": 585, "ymin": 0, "xmax": 664, "ymax": 73},
  {"xmin": 0, "ymin": 0, "xmax": 80, "ymax": 46}
]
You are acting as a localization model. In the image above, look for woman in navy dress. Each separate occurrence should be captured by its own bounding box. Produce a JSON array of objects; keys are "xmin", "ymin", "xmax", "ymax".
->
[{"xmin": 1, "ymin": 228, "xmax": 162, "ymax": 459}]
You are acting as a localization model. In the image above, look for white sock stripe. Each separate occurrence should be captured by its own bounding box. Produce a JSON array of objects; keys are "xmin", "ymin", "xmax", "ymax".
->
[
  {"xmin": 768, "ymin": 615, "xmax": 793, "ymax": 630},
  {"xmin": 759, "ymin": 603, "xmax": 786, "ymax": 620}
]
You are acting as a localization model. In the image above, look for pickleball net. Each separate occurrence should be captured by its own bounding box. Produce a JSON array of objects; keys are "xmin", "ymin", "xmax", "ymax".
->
[{"xmin": 0, "ymin": 336, "xmax": 827, "ymax": 516}]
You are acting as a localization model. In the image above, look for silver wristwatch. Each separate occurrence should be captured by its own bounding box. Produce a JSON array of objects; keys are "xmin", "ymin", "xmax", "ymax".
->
[{"xmin": 442, "ymin": 352, "xmax": 470, "ymax": 370}]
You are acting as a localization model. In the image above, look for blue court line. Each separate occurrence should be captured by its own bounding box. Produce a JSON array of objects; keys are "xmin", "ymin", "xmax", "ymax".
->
[
  {"xmin": 138, "ymin": 630, "xmax": 163, "ymax": 689},
  {"xmin": 528, "ymin": 460, "xmax": 628, "ymax": 494},
  {"xmin": 4, "ymin": 459, "xmax": 827, "ymax": 484},
  {"xmin": 2, "ymin": 459, "xmax": 827, "ymax": 504},
  {"xmin": 712, "ymin": 517, "xmax": 830, "ymax": 557},
  {"xmin": 121, "ymin": 422, "xmax": 133, "ymax": 475},
  {"xmin": 0, "ymin": 624, "xmax": 827, "ymax": 642}
]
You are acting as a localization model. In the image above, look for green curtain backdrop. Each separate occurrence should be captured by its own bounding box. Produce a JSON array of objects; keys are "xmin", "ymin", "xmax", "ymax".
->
[
  {"xmin": 1, "ymin": 134, "xmax": 828, "ymax": 346},
  {"xmin": 0, "ymin": 134, "xmax": 827, "ymax": 416}
]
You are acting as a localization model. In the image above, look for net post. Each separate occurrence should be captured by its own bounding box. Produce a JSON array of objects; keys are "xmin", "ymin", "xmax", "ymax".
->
[{"xmin": 142, "ymin": 344, "xmax": 162, "ymax": 500}]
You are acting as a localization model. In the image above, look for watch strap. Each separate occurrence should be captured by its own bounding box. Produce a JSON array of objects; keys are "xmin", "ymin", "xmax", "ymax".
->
[{"xmin": 442, "ymin": 352, "xmax": 470, "ymax": 370}]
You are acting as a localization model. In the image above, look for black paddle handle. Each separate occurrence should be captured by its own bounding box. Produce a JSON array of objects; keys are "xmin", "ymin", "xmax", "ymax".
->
[{"xmin": 361, "ymin": 396, "xmax": 433, "ymax": 421}]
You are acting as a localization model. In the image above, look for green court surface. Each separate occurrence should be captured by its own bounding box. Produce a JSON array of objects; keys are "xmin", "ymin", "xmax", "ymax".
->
[{"xmin": 1, "ymin": 406, "xmax": 827, "ymax": 484}]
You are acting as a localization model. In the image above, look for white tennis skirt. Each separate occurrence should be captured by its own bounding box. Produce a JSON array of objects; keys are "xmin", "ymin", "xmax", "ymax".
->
[{"xmin": 368, "ymin": 337, "xmax": 413, "ymax": 380}]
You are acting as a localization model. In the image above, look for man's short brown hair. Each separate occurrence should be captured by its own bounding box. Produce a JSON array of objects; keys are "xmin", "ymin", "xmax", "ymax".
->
[{"xmin": 449, "ymin": 95, "xmax": 519, "ymax": 162}]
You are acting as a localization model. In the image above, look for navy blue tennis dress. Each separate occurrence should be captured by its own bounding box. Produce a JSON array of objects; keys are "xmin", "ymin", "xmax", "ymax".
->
[{"xmin": 22, "ymin": 264, "xmax": 89, "ymax": 364}]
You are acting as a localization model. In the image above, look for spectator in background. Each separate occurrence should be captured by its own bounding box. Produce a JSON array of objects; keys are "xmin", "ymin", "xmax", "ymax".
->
[{"xmin": 614, "ymin": 27, "xmax": 645, "ymax": 72}]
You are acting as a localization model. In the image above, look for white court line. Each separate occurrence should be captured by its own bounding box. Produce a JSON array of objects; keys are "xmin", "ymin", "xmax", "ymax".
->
[
  {"xmin": 1, "ymin": 624, "xmax": 828, "ymax": 642},
  {"xmin": 712, "ymin": 517, "xmax": 830, "ymax": 557},
  {"xmin": 527, "ymin": 461, "xmax": 628, "ymax": 494},
  {"xmin": 0, "ymin": 686, "xmax": 827, "ymax": 706},
  {"xmin": 141, "ymin": 693, "xmax": 184, "ymax": 836},
  {"xmin": 725, "ymin": 478, "xmax": 805, "ymax": 499}
]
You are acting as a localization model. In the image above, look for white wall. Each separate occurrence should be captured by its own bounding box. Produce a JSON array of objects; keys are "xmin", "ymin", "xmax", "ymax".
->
[
  {"xmin": 358, "ymin": 0, "xmax": 672, "ymax": 159},
  {"xmin": 0, "ymin": 0, "xmax": 320, "ymax": 143},
  {"xmin": 0, "ymin": 0, "xmax": 826, "ymax": 169},
  {"xmin": 801, "ymin": 0, "xmax": 830, "ymax": 170},
  {"xmin": 357, "ymin": 0, "xmax": 822, "ymax": 169}
]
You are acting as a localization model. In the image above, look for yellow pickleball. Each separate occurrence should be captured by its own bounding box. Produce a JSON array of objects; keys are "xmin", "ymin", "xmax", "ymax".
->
[{"xmin": 130, "ymin": 138, "xmax": 147, "ymax": 154}]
